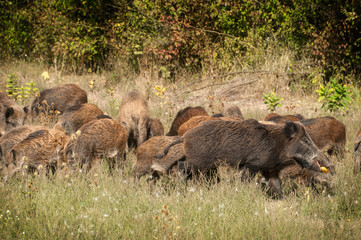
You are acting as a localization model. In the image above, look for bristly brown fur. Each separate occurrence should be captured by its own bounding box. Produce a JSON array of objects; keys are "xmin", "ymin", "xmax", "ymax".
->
[
  {"xmin": 166, "ymin": 106, "xmax": 208, "ymax": 136},
  {"xmin": 117, "ymin": 89, "xmax": 150, "ymax": 151}
]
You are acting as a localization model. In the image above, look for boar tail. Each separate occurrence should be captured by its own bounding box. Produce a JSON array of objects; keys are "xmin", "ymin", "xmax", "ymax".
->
[{"xmin": 154, "ymin": 138, "xmax": 183, "ymax": 159}]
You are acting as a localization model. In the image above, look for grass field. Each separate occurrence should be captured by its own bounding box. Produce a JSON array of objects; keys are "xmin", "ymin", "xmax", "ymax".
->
[{"xmin": 1, "ymin": 61, "xmax": 361, "ymax": 239}]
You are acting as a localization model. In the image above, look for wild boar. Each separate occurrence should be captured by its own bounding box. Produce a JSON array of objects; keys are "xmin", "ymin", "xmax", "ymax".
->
[
  {"xmin": 56, "ymin": 103, "xmax": 104, "ymax": 135},
  {"xmin": 118, "ymin": 89, "xmax": 149, "ymax": 151},
  {"xmin": 29, "ymin": 84, "xmax": 87, "ymax": 119},
  {"xmin": 169, "ymin": 119, "xmax": 331, "ymax": 198},
  {"xmin": 264, "ymin": 113, "xmax": 305, "ymax": 123},
  {"xmin": 64, "ymin": 116, "xmax": 127, "ymax": 174},
  {"xmin": 4, "ymin": 125, "xmax": 69, "ymax": 176},
  {"xmin": 166, "ymin": 106, "xmax": 208, "ymax": 136},
  {"xmin": 177, "ymin": 115, "xmax": 242, "ymax": 136},
  {"xmin": 213, "ymin": 104, "xmax": 244, "ymax": 119},
  {"xmin": 0, "ymin": 92, "xmax": 28, "ymax": 136},
  {"xmin": 134, "ymin": 136, "xmax": 184, "ymax": 180},
  {"xmin": 354, "ymin": 128, "xmax": 361, "ymax": 173},
  {"xmin": 301, "ymin": 117, "xmax": 346, "ymax": 158},
  {"xmin": 0, "ymin": 125, "xmax": 48, "ymax": 164},
  {"xmin": 148, "ymin": 118, "xmax": 164, "ymax": 138},
  {"xmin": 279, "ymin": 160, "xmax": 334, "ymax": 191}
]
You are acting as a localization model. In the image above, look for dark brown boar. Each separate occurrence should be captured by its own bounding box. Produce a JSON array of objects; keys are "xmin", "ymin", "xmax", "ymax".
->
[
  {"xmin": 354, "ymin": 128, "xmax": 361, "ymax": 173},
  {"xmin": 179, "ymin": 119, "xmax": 331, "ymax": 198},
  {"xmin": 134, "ymin": 136, "xmax": 184, "ymax": 180},
  {"xmin": 56, "ymin": 103, "xmax": 104, "ymax": 135},
  {"xmin": 213, "ymin": 104, "xmax": 244, "ymax": 119},
  {"xmin": 148, "ymin": 118, "xmax": 164, "ymax": 138},
  {"xmin": 301, "ymin": 117, "xmax": 346, "ymax": 158},
  {"xmin": 4, "ymin": 125, "xmax": 69, "ymax": 176},
  {"xmin": 0, "ymin": 92, "xmax": 28, "ymax": 136},
  {"xmin": 166, "ymin": 106, "xmax": 208, "ymax": 136},
  {"xmin": 264, "ymin": 113, "xmax": 305, "ymax": 123},
  {"xmin": 117, "ymin": 89, "xmax": 149, "ymax": 151},
  {"xmin": 29, "ymin": 84, "xmax": 87, "ymax": 118},
  {"xmin": 177, "ymin": 115, "xmax": 242, "ymax": 136},
  {"xmin": 64, "ymin": 117, "xmax": 127, "ymax": 173}
]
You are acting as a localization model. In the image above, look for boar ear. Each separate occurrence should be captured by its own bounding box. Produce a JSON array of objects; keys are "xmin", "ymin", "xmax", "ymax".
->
[
  {"xmin": 5, "ymin": 107, "xmax": 14, "ymax": 119},
  {"xmin": 23, "ymin": 106, "xmax": 29, "ymax": 114},
  {"xmin": 284, "ymin": 121, "xmax": 300, "ymax": 139}
]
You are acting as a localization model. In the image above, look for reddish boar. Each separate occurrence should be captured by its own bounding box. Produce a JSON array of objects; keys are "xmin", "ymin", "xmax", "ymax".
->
[
  {"xmin": 301, "ymin": 117, "xmax": 346, "ymax": 158},
  {"xmin": 56, "ymin": 103, "xmax": 104, "ymax": 135},
  {"xmin": 64, "ymin": 117, "xmax": 127, "ymax": 173},
  {"xmin": 4, "ymin": 125, "xmax": 69, "ymax": 176},
  {"xmin": 134, "ymin": 136, "xmax": 184, "ymax": 180},
  {"xmin": 166, "ymin": 106, "xmax": 208, "ymax": 136},
  {"xmin": 177, "ymin": 115, "xmax": 241, "ymax": 136}
]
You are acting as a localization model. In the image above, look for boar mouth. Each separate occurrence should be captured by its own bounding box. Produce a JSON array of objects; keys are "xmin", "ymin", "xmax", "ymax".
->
[
  {"xmin": 293, "ymin": 156, "xmax": 322, "ymax": 172},
  {"xmin": 294, "ymin": 153, "xmax": 335, "ymax": 175}
]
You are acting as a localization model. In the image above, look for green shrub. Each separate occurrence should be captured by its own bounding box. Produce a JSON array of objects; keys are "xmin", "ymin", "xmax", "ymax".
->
[
  {"xmin": 316, "ymin": 78, "xmax": 352, "ymax": 113},
  {"xmin": 263, "ymin": 92, "xmax": 283, "ymax": 112}
]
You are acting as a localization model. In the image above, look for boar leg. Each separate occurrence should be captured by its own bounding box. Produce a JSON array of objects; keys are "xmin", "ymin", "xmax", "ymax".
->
[{"xmin": 267, "ymin": 177, "xmax": 283, "ymax": 199}]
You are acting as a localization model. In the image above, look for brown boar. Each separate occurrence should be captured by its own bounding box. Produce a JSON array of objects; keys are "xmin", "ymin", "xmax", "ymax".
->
[
  {"xmin": 0, "ymin": 92, "xmax": 28, "ymax": 136},
  {"xmin": 117, "ymin": 89, "xmax": 149, "ymax": 151},
  {"xmin": 134, "ymin": 136, "xmax": 184, "ymax": 180},
  {"xmin": 4, "ymin": 125, "xmax": 69, "ymax": 175},
  {"xmin": 301, "ymin": 117, "xmax": 346, "ymax": 158},
  {"xmin": 174, "ymin": 119, "xmax": 332, "ymax": 198},
  {"xmin": 177, "ymin": 115, "xmax": 242, "ymax": 136},
  {"xmin": 213, "ymin": 104, "xmax": 244, "ymax": 119},
  {"xmin": 64, "ymin": 116, "xmax": 127, "ymax": 173},
  {"xmin": 29, "ymin": 84, "xmax": 87, "ymax": 119},
  {"xmin": 354, "ymin": 128, "xmax": 361, "ymax": 173},
  {"xmin": 56, "ymin": 103, "xmax": 104, "ymax": 135},
  {"xmin": 166, "ymin": 106, "xmax": 208, "ymax": 136},
  {"xmin": 148, "ymin": 118, "xmax": 164, "ymax": 138},
  {"xmin": 264, "ymin": 113, "xmax": 305, "ymax": 123},
  {"xmin": 0, "ymin": 125, "xmax": 48, "ymax": 164},
  {"xmin": 279, "ymin": 161, "xmax": 334, "ymax": 190}
]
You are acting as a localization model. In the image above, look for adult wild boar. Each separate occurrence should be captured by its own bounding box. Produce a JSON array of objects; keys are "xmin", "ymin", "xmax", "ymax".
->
[
  {"xmin": 29, "ymin": 84, "xmax": 87, "ymax": 119},
  {"xmin": 56, "ymin": 103, "xmax": 104, "ymax": 135},
  {"xmin": 118, "ymin": 89, "xmax": 149, "ymax": 151},
  {"xmin": 64, "ymin": 116, "xmax": 127, "ymax": 173},
  {"xmin": 4, "ymin": 125, "xmax": 68, "ymax": 176},
  {"xmin": 213, "ymin": 104, "xmax": 244, "ymax": 119},
  {"xmin": 301, "ymin": 117, "xmax": 346, "ymax": 158},
  {"xmin": 134, "ymin": 136, "xmax": 184, "ymax": 180},
  {"xmin": 354, "ymin": 128, "xmax": 361, "ymax": 173},
  {"xmin": 177, "ymin": 115, "xmax": 241, "ymax": 136},
  {"xmin": 264, "ymin": 113, "xmax": 305, "ymax": 123},
  {"xmin": 0, "ymin": 92, "xmax": 28, "ymax": 136},
  {"xmin": 166, "ymin": 106, "xmax": 208, "ymax": 136},
  {"xmin": 177, "ymin": 119, "xmax": 330, "ymax": 198}
]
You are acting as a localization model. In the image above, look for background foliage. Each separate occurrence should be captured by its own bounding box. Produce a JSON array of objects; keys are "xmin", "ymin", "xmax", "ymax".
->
[{"xmin": 1, "ymin": 0, "xmax": 360, "ymax": 82}]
